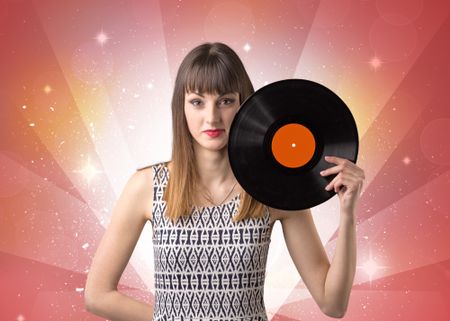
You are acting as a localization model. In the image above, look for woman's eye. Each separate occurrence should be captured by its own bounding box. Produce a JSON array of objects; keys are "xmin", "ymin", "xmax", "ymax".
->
[
  {"xmin": 190, "ymin": 99, "xmax": 202, "ymax": 106},
  {"xmin": 189, "ymin": 97, "xmax": 235, "ymax": 107},
  {"xmin": 220, "ymin": 98, "xmax": 235, "ymax": 105}
]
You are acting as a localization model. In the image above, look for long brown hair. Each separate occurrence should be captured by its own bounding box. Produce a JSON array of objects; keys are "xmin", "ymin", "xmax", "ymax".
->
[{"xmin": 163, "ymin": 42, "xmax": 266, "ymax": 224}]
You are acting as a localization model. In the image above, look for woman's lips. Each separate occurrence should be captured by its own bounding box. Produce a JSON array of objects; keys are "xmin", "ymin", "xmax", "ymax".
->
[{"xmin": 204, "ymin": 130, "xmax": 224, "ymax": 137}]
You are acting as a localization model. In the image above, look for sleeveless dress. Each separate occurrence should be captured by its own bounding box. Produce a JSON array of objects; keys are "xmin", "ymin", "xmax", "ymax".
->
[{"xmin": 149, "ymin": 161, "xmax": 273, "ymax": 321}]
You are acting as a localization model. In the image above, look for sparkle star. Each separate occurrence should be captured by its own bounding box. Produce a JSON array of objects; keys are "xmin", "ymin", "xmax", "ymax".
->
[
  {"xmin": 402, "ymin": 156, "xmax": 411, "ymax": 165},
  {"xmin": 357, "ymin": 249, "xmax": 389, "ymax": 285},
  {"xmin": 362, "ymin": 258, "xmax": 380, "ymax": 279},
  {"xmin": 369, "ymin": 56, "xmax": 382, "ymax": 70},
  {"xmin": 95, "ymin": 29, "xmax": 110, "ymax": 46},
  {"xmin": 73, "ymin": 156, "xmax": 103, "ymax": 187},
  {"xmin": 243, "ymin": 43, "xmax": 251, "ymax": 52}
]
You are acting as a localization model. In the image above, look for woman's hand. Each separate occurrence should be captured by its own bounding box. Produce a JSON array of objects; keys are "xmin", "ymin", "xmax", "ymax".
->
[{"xmin": 320, "ymin": 155, "xmax": 365, "ymax": 216}]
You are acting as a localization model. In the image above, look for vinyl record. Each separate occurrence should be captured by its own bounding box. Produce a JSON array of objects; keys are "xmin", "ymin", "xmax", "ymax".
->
[{"xmin": 228, "ymin": 79, "xmax": 359, "ymax": 210}]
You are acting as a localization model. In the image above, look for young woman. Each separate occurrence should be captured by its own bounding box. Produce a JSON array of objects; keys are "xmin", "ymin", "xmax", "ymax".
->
[{"xmin": 84, "ymin": 42, "xmax": 365, "ymax": 321}]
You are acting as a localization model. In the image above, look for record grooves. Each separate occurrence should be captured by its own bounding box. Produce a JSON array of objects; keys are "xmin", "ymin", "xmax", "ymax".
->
[{"xmin": 228, "ymin": 79, "xmax": 359, "ymax": 210}]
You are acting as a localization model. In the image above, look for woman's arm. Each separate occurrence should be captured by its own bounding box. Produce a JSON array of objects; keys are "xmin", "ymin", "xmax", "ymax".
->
[
  {"xmin": 275, "ymin": 207, "xmax": 356, "ymax": 318},
  {"xmin": 84, "ymin": 168, "xmax": 154, "ymax": 321},
  {"xmin": 85, "ymin": 291, "xmax": 153, "ymax": 321},
  {"xmin": 321, "ymin": 212, "xmax": 356, "ymax": 318},
  {"xmin": 319, "ymin": 155, "xmax": 364, "ymax": 317}
]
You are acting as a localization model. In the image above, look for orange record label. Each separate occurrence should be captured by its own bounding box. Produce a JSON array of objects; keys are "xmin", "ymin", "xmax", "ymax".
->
[{"xmin": 271, "ymin": 123, "xmax": 316, "ymax": 168}]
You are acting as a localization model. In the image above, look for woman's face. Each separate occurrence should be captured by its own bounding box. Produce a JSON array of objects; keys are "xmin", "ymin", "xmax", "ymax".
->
[{"xmin": 184, "ymin": 90, "xmax": 240, "ymax": 151}]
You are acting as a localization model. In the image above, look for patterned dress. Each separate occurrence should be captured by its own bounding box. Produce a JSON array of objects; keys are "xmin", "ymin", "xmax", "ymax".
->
[{"xmin": 149, "ymin": 161, "xmax": 273, "ymax": 321}]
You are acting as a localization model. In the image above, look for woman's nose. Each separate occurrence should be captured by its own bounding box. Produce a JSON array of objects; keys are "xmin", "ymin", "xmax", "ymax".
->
[{"xmin": 205, "ymin": 102, "xmax": 220, "ymax": 121}]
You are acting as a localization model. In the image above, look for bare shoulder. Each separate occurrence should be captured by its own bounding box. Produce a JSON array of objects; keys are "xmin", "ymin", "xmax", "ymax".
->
[
  {"xmin": 131, "ymin": 165, "xmax": 154, "ymax": 221},
  {"xmin": 267, "ymin": 206, "xmax": 312, "ymax": 223}
]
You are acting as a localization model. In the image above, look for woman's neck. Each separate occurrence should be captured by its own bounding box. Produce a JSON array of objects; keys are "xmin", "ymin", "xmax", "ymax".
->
[{"xmin": 195, "ymin": 150, "xmax": 235, "ymax": 188}]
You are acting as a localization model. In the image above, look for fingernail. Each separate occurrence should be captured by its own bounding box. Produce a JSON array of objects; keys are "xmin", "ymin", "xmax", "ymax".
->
[{"xmin": 320, "ymin": 171, "xmax": 324, "ymax": 175}]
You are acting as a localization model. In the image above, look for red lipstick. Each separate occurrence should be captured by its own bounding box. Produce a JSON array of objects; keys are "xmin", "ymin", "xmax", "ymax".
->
[{"xmin": 204, "ymin": 129, "xmax": 224, "ymax": 137}]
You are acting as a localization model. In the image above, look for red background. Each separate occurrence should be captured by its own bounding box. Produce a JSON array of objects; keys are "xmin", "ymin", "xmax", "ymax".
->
[{"xmin": 1, "ymin": 0, "xmax": 449, "ymax": 320}]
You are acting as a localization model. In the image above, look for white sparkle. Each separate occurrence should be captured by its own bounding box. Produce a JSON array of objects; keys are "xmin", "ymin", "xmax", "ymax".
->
[
  {"xmin": 369, "ymin": 56, "xmax": 382, "ymax": 70},
  {"xmin": 362, "ymin": 258, "xmax": 380, "ymax": 278},
  {"xmin": 17, "ymin": 314, "xmax": 25, "ymax": 321},
  {"xmin": 357, "ymin": 249, "xmax": 390, "ymax": 285},
  {"xmin": 73, "ymin": 156, "xmax": 102, "ymax": 187},
  {"xmin": 76, "ymin": 287, "xmax": 84, "ymax": 292},
  {"xmin": 95, "ymin": 29, "xmax": 110, "ymax": 46},
  {"xmin": 243, "ymin": 43, "xmax": 251, "ymax": 52},
  {"xmin": 82, "ymin": 242, "xmax": 89, "ymax": 249},
  {"xmin": 402, "ymin": 156, "xmax": 411, "ymax": 165}
]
